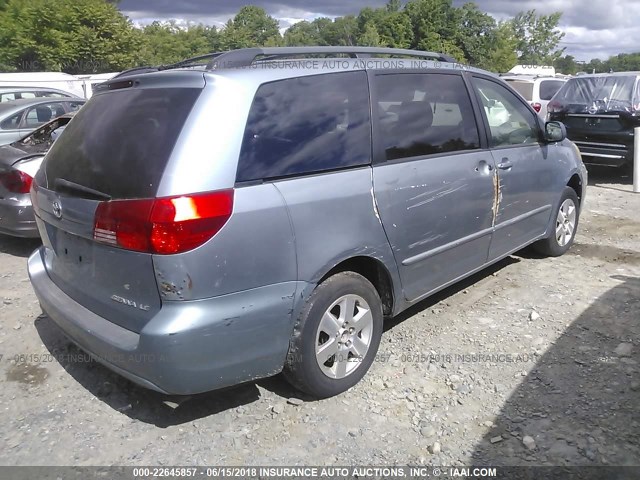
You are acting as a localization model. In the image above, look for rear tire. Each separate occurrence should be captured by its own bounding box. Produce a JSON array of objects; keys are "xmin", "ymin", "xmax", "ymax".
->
[
  {"xmin": 283, "ymin": 272, "xmax": 383, "ymax": 398},
  {"xmin": 533, "ymin": 186, "xmax": 580, "ymax": 257}
]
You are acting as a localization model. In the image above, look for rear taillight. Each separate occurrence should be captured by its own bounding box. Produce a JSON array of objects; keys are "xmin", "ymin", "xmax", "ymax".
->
[
  {"xmin": 0, "ymin": 170, "xmax": 33, "ymax": 194},
  {"xmin": 93, "ymin": 190, "xmax": 234, "ymax": 255},
  {"xmin": 531, "ymin": 102, "xmax": 542, "ymax": 113},
  {"xmin": 547, "ymin": 100, "xmax": 562, "ymax": 114}
]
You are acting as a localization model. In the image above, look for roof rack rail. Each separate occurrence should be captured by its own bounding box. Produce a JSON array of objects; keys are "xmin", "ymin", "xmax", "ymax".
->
[
  {"xmin": 108, "ymin": 53, "xmax": 227, "ymax": 80},
  {"xmin": 109, "ymin": 66, "xmax": 164, "ymax": 80},
  {"xmin": 204, "ymin": 47, "xmax": 456, "ymax": 70},
  {"xmin": 105, "ymin": 47, "xmax": 458, "ymax": 82},
  {"xmin": 158, "ymin": 52, "xmax": 226, "ymax": 71}
]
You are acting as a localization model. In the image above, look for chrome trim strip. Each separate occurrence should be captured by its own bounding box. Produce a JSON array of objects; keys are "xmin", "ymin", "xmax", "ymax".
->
[
  {"xmin": 567, "ymin": 114, "xmax": 620, "ymax": 118},
  {"xmin": 574, "ymin": 141, "xmax": 626, "ymax": 149},
  {"xmin": 580, "ymin": 152, "xmax": 624, "ymax": 159}
]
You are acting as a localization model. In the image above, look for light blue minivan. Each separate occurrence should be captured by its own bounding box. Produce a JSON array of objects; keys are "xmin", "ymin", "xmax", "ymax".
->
[{"xmin": 28, "ymin": 47, "xmax": 587, "ymax": 398}]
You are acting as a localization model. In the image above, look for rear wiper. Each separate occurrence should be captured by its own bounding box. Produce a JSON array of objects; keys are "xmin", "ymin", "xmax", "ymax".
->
[{"xmin": 54, "ymin": 178, "xmax": 111, "ymax": 200}]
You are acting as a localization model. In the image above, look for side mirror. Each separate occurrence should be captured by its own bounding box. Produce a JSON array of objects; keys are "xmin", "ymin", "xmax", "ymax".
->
[{"xmin": 545, "ymin": 121, "xmax": 566, "ymax": 143}]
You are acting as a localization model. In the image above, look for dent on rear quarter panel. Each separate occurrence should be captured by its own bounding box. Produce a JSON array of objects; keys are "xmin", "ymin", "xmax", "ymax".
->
[
  {"xmin": 273, "ymin": 168, "xmax": 403, "ymax": 311},
  {"xmin": 152, "ymin": 184, "xmax": 297, "ymax": 301}
]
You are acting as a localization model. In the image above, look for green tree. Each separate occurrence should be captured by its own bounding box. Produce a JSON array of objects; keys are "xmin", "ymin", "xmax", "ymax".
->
[
  {"xmin": 356, "ymin": 7, "xmax": 412, "ymax": 48},
  {"xmin": 140, "ymin": 22, "xmax": 219, "ymax": 66},
  {"xmin": 219, "ymin": 6, "xmax": 280, "ymax": 49},
  {"xmin": 483, "ymin": 22, "xmax": 518, "ymax": 72},
  {"xmin": 404, "ymin": 0, "xmax": 465, "ymax": 61},
  {"xmin": 375, "ymin": 11, "xmax": 413, "ymax": 48},
  {"xmin": 509, "ymin": 10, "xmax": 565, "ymax": 64},
  {"xmin": 283, "ymin": 20, "xmax": 325, "ymax": 46},
  {"xmin": 553, "ymin": 55, "xmax": 578, "ymax": 75},
  {"xmin": 358, "ymin": 22, "xmax": 382, "ymax": 47},
  {"xmin": 604, "ymin": 52, "xmax": 640, "ymax": 72},
  {"xmin": 386, "ymin": 0, "xmax": 402, "ymax": 13},
  {"xmin": 0, "ymin": 0, "xmax": 143, "ymax": 73},
  {"xmin": 326, "ymin": 16, "xmax": 359, "ymax": 46},
  {"xmin": 456, "ymin": 3, "xmax": 497, "ymax": 68},
  {"xmin": 585, "ymin": 58, "xmax": 603, "ymax": 74}
]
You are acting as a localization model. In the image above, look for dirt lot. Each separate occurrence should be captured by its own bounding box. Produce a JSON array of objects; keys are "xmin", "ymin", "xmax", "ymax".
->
[{"xmin": 1, "ymin": 169, "xmax": 639, "ymax": 467}]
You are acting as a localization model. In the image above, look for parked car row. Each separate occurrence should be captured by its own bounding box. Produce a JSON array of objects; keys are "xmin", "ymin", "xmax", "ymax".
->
[
  {"xmin": 504, "ymin": 71, "xmax": 639, "ymax": 174},
  {"xmin": 1, "ymin": 49, "xmax": 634, "ymax": 400},
  {"xmin": 502, "ymin": 74, "xmax": 567, "ymax": 119},
  {"xmin": 548, "ymin": 72, "xmax": 640, "ymax": 173}
]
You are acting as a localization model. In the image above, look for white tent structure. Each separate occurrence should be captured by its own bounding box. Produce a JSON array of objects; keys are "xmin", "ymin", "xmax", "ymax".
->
[
  {"xmin": 0, "ymin": 71, "xmax": 86, "ymax": 98},
  {"xmin": 0, "ymin": 71, "xmax": 120, "ymax": 99},
  {"xmin": 73, "ymin": 72, "xmax": 119, "ymax": 98}
]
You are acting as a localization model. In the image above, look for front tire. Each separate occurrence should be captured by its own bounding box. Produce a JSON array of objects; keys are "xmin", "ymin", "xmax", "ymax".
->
[
  {"xmin": 533, "ymin": 186, "xmax": 580, "ymax": 257},
  {"xmin": 283, "ymin": 272, "xmax": 383, "ymax": 398}
]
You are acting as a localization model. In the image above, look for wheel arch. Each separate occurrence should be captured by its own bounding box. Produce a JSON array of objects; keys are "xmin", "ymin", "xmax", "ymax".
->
[
  {"xmin": 567, "ymin": 173, "xmax": 583, "ymax": 205},
  {"xmin": 318, "ymin": 255, "xmax": 396, "ymax": 317}
]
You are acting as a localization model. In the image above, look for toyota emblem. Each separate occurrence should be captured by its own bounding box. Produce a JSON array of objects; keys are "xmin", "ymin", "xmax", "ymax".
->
[{"xmin": 52, "ymin": 201, "xmax": 62, "ymax": 219}]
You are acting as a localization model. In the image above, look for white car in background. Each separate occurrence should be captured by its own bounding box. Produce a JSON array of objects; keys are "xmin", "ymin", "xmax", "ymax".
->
[{"xmin": 501, "ymin": 75, "xmax": 567, "ymax": 119}]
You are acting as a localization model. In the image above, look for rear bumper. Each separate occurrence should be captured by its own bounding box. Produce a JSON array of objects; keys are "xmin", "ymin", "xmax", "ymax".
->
[
  {"xmin": 0, "ymin": 199, "xmax": 38, "ymax": 237},
  {"xmin": 28, "ymin": 247, "xmax": 304, "ymax": 395},
  {"xmin": 566, "ymin": 129, "xmax": 634, "ymax": 168},
  {"xmin": 573, "ymin": 141, "xmax": 632, "ymax": 167}
]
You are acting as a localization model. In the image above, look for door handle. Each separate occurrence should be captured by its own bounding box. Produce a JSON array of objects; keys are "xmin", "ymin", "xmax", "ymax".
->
[{"xmin": 497, "ymin": 159, "xmax": 513, "ymax": 170}]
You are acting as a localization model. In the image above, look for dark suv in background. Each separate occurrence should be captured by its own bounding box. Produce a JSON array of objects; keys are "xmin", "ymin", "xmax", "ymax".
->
[{"xmin": 548, "ymin": 72, "xmax": 640, "ymax": 174}]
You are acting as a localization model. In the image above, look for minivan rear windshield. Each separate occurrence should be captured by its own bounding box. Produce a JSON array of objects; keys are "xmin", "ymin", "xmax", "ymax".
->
[
  {"xmin": 505, "ymin": 80, "xmax": 533, "ymax": 101},
  {"xmin": 44, "ymin": 87, "xmax": 201, "ymax": 199}
]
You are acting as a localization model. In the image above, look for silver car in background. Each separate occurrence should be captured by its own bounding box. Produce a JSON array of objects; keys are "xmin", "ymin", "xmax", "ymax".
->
[
  {"xmin": 0, "ymin": 86, "xmax": 77, "ymax": 102},
  {"xmin": 0, "ymin": 97, "xmax": 85, "ymax": 146},
  {"xmin": 28, "ymin": 47, "xmax": 587, "ymax": 398},
  {"xmin": 0, "ymin": 113, "xmax": 76, "ymax": 237}
]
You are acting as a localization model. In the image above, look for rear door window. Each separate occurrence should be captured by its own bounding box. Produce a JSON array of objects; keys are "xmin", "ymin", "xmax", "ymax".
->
[
  {"xmin": 505, "ymin": 80, "xmax": 534, "ymax": 101},
  {"xmin": 539, "ymin": 80, "xmax": 565, "ymax": 100},
  {"xmin": 23, "ymin": 103, "xmax": 65, "ymax": 128},
  {"xmin": 374, "ymin": 73, "xmax": 480, "ymax": 161},
  {"xmin": 237, "ymin": 71, "xmax": 371, "ymax": 182},
  {"xmin": 44, "ymin": 88, "xmax": 201, "ymax": 199}
]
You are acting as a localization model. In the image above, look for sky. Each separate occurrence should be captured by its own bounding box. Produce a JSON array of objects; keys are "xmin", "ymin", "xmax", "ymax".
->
[{"xmin": 118, "ymin": 0, "xmax": 640, "ymax": 61}]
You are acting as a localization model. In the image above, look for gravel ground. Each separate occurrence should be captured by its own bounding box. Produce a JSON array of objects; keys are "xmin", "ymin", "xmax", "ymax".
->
[{"xmin": 0, "ymin": 168, "xmax": 638, "ymax": 467}]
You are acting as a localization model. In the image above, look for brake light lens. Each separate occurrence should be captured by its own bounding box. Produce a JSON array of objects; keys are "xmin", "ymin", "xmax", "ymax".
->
[
  {"xmin": 531, "ymin": 102, "xmax": 542, "ymax": 113},
  {"xmin": 93, "ymin": 190, "xmax": 234, "ymax": 254},
  {"xmin": 547, "ymin": 100, "xmax": 562, "ymax": 114},
  {"xmin": 0, "ymin": 170, "xmax": 33, "ymax": 194}
]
